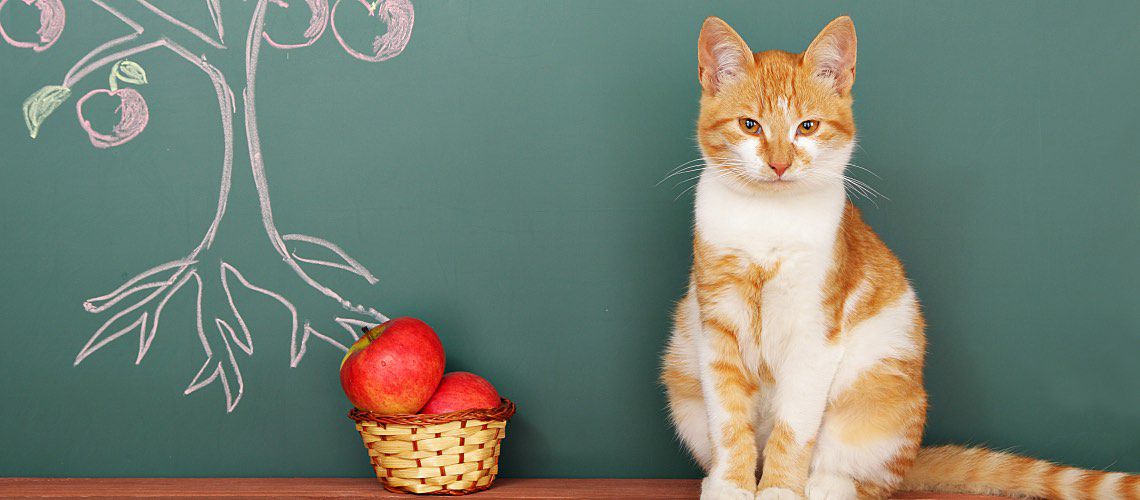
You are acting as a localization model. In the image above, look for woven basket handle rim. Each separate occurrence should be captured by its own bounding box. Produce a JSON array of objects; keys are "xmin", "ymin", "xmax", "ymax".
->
[{"xmin": 349, "ymin": 398, "xmax": 516, "ymax": 425}]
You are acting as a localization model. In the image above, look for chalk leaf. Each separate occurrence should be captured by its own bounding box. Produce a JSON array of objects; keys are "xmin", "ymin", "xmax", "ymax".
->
[
  {"xmin": 22, "ymin": 85, "xmax": 71, "ymax": 138},
  {"xmin": 113, "ymin": 60, "xmax": 149, "ymax": 86}
]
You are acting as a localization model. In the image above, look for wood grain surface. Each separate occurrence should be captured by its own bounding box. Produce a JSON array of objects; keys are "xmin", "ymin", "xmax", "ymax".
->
[{"xmin": 0, "ymin": 478, "xmax": 1014, "ymax": 499}]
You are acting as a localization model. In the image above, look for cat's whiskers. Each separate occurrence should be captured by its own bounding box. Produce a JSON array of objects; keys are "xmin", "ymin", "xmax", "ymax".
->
[
  {"xmin": 667, "ymin": 161, "xmax": 747, "ymax": 180},
  {"xmin": 845, "ymin": 161, "xmax": 881, "ymax": 179},
  {"xmin": 664, "ymin": 156, "xmax": 745, "ymax": 174},
  {"xmin": 658, "ymin": 157, "xmax": 749, "ymax": 186},
  {"xmin": 666, "ymin": 158, "xmax": 887, "ymax": 207},
  {"xmin": 664, "ymin": 157, "xmax": 710, "ymax": 175},
  {"xmin": 671, "ymin": 166, "xmax": 733, "ymax": 193},
  {"xmin": 801, "ymin": 170, "xmax": 860, "ymax": 196},
  {"xmin": 664, "ymin": 159, "xmax": 749, "ymax": 189},
  {"xmin": 801, "ymin": 169, "xmax": 886, "ymax": 207},
  {"xmin": 843, "ymin": 174, "xmax": 887, "ymax": 200},
  {"xmin": 659, "ymin": 166, "xmax": 710, "ymax": 186},
  {"xmin": 673, "ymin": 155, "xmax": 748, "ymax": 168},
  {"xmin": 674, "ymin": 164, "xmax": 747, "ymax": 200}
]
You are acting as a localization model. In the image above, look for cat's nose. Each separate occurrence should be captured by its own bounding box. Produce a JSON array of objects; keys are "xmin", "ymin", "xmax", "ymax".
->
[{"xmin": 768, "ymin": 162, "xmax": 790, "ymax": 178}]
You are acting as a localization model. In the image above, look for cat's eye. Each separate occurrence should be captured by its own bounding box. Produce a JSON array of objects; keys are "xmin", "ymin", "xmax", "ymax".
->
[
  {"xmin": 739, "ymin": 118, "xmax": 761, "ymax": 135},
  {"xmin": 798, "ymin": 120, "xmax": 819, "ymax": 136}
]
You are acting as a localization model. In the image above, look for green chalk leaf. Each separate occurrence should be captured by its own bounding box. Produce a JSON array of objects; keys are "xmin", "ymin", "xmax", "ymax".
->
[
  {"xmin": 22, "ymin": 85, "xmax": 71, "ymax": 139},
  {"xmin": 112, "ymin": 60, "xmax": 148, "ymax": 87}
]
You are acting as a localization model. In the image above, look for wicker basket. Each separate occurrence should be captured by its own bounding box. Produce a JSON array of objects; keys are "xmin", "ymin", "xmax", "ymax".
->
[{"xmin": 349, "ymin": 398, "xmax": 516, "ymax": 495}]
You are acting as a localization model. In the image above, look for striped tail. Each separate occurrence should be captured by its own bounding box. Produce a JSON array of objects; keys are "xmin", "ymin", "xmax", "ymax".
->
[{"xmin": 901, "ymin": 445, "xmax": 1140, "ymax": 499}]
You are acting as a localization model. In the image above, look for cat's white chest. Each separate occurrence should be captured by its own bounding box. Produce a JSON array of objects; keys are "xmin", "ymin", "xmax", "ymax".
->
[
  {"xmin": 693, "ymin": 173, "xmax": 845, "ymax": 267},
  {"xmin": 693, "ymin": 172, "xmax": 846, "ymax": 382}
]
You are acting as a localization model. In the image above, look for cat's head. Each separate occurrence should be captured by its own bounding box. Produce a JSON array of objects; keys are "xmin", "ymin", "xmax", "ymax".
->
[{"xmin": 696, "ymin": 16, "xmax": 857, "ymax": 193}]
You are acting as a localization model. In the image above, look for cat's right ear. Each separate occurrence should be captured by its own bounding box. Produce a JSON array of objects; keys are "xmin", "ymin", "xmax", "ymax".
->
[{"xmin": 698, "ymin": 17, "xmax": 754, "ymax": 94}]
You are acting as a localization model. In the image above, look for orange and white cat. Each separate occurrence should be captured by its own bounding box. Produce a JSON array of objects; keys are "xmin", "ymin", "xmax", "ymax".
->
[{"xmin": 661, "ymin": 16, "xmax": 1139, "ymax": 500}]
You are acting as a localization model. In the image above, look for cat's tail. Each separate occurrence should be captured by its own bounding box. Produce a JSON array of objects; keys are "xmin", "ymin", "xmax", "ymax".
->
[{"xmin": 900, "ymin": 445, "xmax": 1139, "ymax": 499}]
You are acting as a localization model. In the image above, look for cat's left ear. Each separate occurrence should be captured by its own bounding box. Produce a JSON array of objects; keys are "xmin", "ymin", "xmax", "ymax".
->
[
  {"xmin": 698, "ymin": 17, "xmax": 754, "ymax": 95},
  {"xmin": 804, "ymin": 16, "xmax": 857, "ymax": 95}
]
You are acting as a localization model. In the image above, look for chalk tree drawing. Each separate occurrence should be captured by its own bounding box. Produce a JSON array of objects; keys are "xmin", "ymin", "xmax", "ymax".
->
[{"xmin": 1, "ymin": 0, "xmax": 413, "ymax": 412}]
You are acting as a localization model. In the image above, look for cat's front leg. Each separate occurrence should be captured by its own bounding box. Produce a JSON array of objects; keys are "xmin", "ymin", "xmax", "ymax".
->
[
  {"xmin": 756, "ymin": 334, "xmax": 843, "ymax": 499},
  {"xmin": 695, "ymin": 313, "xmax": 760, "ymax": 499},
  {"xmin": 693, "ymin": 293, "xmax": 762, "ymax": 497}
]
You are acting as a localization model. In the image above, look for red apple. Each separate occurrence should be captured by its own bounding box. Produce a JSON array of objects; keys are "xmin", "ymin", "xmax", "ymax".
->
[
  {"xmin": 339, "ymin": 317, "xmax": 445, "ymax": 414},
  {"xmin": 420, "ymin": 372, "xmax": 501, "ymax": 414}
]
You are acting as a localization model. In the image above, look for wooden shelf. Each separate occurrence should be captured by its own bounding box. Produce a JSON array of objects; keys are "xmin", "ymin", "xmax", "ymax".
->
[{"xmin": 0, "ymin": 478, "xmax": 1011, "ymax": 499}]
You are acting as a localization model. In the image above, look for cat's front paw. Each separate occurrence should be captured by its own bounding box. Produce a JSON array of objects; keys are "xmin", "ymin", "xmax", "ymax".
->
[
  {"xmin": 701, "ymin": 476, "xmax": 755, "ymax": 500},
  {"xmin": 805, "ymin": 473, "xmax": 856, "ymax": 500},
  {"xmin": 756, "ymin": 487, "xmax": 801, "ymax": 500}
]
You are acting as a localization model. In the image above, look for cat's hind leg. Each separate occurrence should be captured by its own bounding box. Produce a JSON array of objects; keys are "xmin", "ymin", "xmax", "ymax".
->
[
  {"xmin": 807, "ymin": 358, "xmax": 926, "ymax": 500},
  {"xmin": 661, "ymin": 292, "xmax": 714, "ymax": 469}
]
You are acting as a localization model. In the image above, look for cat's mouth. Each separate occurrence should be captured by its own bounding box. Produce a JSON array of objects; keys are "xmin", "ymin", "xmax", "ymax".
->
[{"xmin": 731, "ymin": 169, "xmax": 798, "ymax": 187}]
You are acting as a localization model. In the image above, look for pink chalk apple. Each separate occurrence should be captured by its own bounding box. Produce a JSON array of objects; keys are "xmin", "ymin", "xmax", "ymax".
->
[
  {"xmin": 339, "ymin": 317, "xmax": 445, "ymax": 414},
  {"xmin": 0, "ymin": 0, "xmax": 66, "ymax": 52},
  {"xmin": 420, "ymin": 371, "xmax": 501, "ymax": 414},
  {"xmin": 330, "ymin": 0, "xmax": 413, "ymax": 62},
  {"xmin": 263, "ymin": 0, "xmax": 328, "ymax": 49},
  {"xmin": 76, "ymin": 87, "xmax": 149, "ymax": 149}
]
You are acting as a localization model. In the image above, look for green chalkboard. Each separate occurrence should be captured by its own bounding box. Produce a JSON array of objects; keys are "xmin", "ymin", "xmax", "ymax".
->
[{"xmin": 1, "ymin": 0, "xmax": 1137, "ymax": 479}]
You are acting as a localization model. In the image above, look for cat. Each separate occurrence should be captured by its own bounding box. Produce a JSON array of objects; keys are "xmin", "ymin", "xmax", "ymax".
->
[{"xmin": 660, "ymin": 15, "xmax": 1139, "ymax": 500}]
